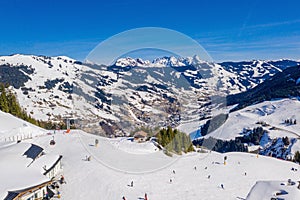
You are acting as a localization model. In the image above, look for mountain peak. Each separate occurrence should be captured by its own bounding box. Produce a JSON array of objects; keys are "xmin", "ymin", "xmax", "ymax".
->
[{"xmin": 114, "ymin": 55, "xmax": 205, "ymax": 68}]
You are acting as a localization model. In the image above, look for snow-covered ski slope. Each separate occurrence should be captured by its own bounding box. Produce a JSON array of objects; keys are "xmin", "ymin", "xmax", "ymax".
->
[
  {"xmin": 30, "ymin": 131, "xmax": 300, "ymax": 200},
  {"xmin": 0, "ymin": 110, "xmax": 299, "ymax": 200},
  {"xmin": 0, "ymin": 110, "xmax": 45, "ymax": 141}
]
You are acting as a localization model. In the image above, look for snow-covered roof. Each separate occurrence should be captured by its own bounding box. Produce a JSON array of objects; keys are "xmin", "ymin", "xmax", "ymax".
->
[
  {"xmin": 4, "ymin": 180, "xmax": 51, "ymax": 200},
  {"xmin": 0, "ymin": 142, "xmax": 59, "ymax": 199}
]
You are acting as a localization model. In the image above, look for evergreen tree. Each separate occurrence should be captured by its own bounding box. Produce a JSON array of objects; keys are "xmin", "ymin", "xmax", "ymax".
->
[
  {"xmin": 0, "ymin": 84, "xmax": 9, "ymax": 112},
  {"xmin": 7, "ymin": 91, "xmax": 21, "ymax": 116},
  {"xmin": 156, "ymin": 127, "xmax": 194, "ymax": 155}
]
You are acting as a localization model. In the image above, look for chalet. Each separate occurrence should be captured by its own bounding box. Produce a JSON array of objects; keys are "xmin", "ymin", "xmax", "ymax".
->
[
  {"xmin": 4, "ymin": 181, "xmax": 51, "ymax": 200},
  {"xmin": 133, "ymin": 130, "xmax": 148, "ymax": 142},
  {"xmin": 0, "ymin": 142, "xmax": 63, "ymax": 200}
]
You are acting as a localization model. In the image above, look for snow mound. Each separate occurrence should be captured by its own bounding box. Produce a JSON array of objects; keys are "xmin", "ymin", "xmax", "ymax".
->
[{"xmin": 246, "ymin": 180, "xmax": 300, "ymax": 200}]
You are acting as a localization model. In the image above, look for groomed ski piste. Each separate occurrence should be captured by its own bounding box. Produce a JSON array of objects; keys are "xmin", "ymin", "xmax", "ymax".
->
[{"xmin": 1, "ymin": 102, "xmax": 300, "ymax": 200}]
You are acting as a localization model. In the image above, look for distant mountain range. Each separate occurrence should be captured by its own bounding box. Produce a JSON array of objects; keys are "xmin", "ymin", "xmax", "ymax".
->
[{"xmin": 0, "ymin": 54, "xmax": 299, "ymax": 136}]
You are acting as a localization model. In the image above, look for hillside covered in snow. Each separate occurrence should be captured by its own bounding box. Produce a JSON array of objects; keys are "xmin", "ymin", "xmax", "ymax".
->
[
  {"xmin": 190, "ymin": 98, "xmax": 300, "ymax": 162},
  {"xmin": 0, "ymin": 54, "xmax": 299, "ymax": 137}
]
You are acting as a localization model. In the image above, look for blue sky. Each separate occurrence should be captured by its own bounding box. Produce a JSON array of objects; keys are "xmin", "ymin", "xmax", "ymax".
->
[{"xmin": 0, "ymin": 0, "xmax": 300, "ymax": 62}]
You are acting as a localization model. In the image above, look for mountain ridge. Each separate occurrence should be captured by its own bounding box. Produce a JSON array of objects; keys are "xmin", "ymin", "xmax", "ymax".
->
[{"xmin": 0, "ymin": 54, "xmax": 299, "ymax": 136}]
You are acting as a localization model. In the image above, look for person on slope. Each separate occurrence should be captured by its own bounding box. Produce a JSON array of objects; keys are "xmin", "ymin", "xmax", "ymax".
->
[
  {"xmin": 60, "ymin": 175, "xmax": 66, "ymax": 184},
  {"xmin": 145, "ymin": 193, "xmax": 148, "ymax": 200},
  {"xmin": 122, "ymin": 196, "xmax": 126, "ymax": 200}
]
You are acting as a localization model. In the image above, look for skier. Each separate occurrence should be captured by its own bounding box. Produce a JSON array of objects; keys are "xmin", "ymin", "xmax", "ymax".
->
[
  {"xmin": 224, "ymin": 156, "xmax": 227, "ymax": 165},
  {"xmin": 194, "ymin": 166, "xmax": 197, "ymax": 170},
  {"xmin": 144, "ymin": 193, "xmax": 148, "ymax": 200},
  {"xmin": 130, "ymin": 181, "xmax": 133, "ymax": 187},
  {"xmin": 60, "ymin": 175, "xmax": 65, "ymax": 184},
  {"xmin": 208, "ymin": 175, "xmax": 211, "ymax": 179},
  {"xmin": 221, "ymin": 184, "xmax": 224, "ymax": 189},
  {"xmin": 170, "ymin": 178, "xmax": 172, "ymax": 183},
  {"xmin": 122, "ymin": 196, "xmax": 126, "ymax": 200},
  {"xmin": 172, "ymin": 170, "xmax": 176, "ymax": 174},
  {"xmin": 244, "ymin": 172, "xmax": 247, "ymax": 176}
]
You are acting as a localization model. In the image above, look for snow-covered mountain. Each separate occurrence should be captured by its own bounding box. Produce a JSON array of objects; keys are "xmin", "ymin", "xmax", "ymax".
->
[
  {"xmin": 227, "ymin": 64, "xmax": 300, "ymax": 111},
  {"xmin": 0, "ymin": 54, "xmax": 299, "ymax": 137},
  {"xmin": 220, "ymin": 59, "xmax": 300, "ymax": 88},
  {"xmin": 114, "ymin": 56, "xmax": 196, "ymax": 68},
  {"xmin": 114, "ymin": 56, "xmax": 300, "ymax": 89},
  {"xmin": 0, "ymin": 54, "xmax": 117, "ymax": 130}
]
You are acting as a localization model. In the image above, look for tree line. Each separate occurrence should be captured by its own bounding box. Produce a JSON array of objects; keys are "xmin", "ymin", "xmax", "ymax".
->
[{"xmin": 193, "ymin": 127, "xmax": 268, "ymax": 153}]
